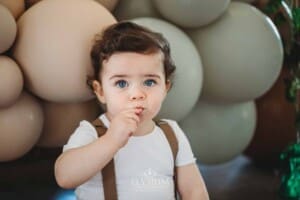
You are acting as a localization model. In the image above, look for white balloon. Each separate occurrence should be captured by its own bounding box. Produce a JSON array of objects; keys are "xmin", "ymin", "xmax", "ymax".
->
[
  {"xmin": 132, "ymin": 17, "xmax": 203, "ymax": 121},
  {"xmin": 153, "ymin": 0, "xmax": 230, "ymax": 28},
  {"xmin": 180, "ymin": 100, "xmax": 256, "ymax": 164},
  {"xmin": 113, "ymin": 0, "xmax": 161, "ymax": 21},
  {"xmin": 187, "ymin": 2, "xmax": 283, "ymax": 103}
]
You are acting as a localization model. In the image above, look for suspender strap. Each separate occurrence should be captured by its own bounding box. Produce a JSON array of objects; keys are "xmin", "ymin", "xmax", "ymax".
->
[
  {"xmin": 156, "ymin": 121, "xmax": 178, "ymax": 160},
  {"xmin": 92, "ymin": 118, "xmax": 178, "ymax": 200},
  {"xmin": 92, "ymin": 118, "xmax": 118, "ymax": 200},
  {"xmin": 156, "ymin": 120, "xmax": 178, "ymax": 199}
]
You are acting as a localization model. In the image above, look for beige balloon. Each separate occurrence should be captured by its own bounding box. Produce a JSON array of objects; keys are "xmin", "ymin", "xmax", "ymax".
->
[
  {"xmin": 13, "ymin": 0, "xmax": 116, "ymax": 103},
  {"xmin": 0, "ymin": 92, "xmax": 44, "ymax": 161},
  {"xmin": 0, "ymin": 0, "xmax": 25, "ymax": 19},
  {"xmin": 0, "ymin": 56, "xmax": 23, "ymax": 108},
  {"xmin": 153, "ymin": 0, "xmax": 230, "ymax": 28},
  {"xmin": 37, "ymin": 99, "xmax": 102, "ymax": 147},
  {"xmin": 0, "ymin": 4, "xmax": 17, "ymax": 53},
  {"xmin": 113, "ymin": 0, "xmax": 161, "ymax": 21},
  {"xmin": 94, "ymin": 0, "xmax": 119, "ymax": 11}
]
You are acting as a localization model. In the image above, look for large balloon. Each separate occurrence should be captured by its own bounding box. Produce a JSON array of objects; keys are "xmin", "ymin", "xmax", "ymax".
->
[
  {"xmin": 0, "ymin": 56, "xmax": 23, "ymax": 108},
  {"xmin": 113, "ymin": 0, "xmax": 161, "ymax": 21},
  {"xmin": 132, "ymin": 17, "xmax": 203, "ymax": 121},
  {"xmin": 0, "ymin": 92, "xmax": 44, "ymax": 161},
  {"xmin": 180, "ymin": 100, "xmax": 256, "ymax": 164},
  {"xmin": 187, "ymin": 2, "xmax": 283, "ymax": 103},
  {"xmin": 153, "ymin": 0, "xmax": 230, "ymax": 28},
  {"xmin": 0, "ymin": 0, "xmax": 25, "ymax": 19},
  {"xmin": 13, "ymin": 0, "xmax": 116, "ymax": 103},
  {"xmin": 0, "ymin": 4, "xmax": 17, "ymax": 53},
  {"xmin": 37, "ymin": 100, "xmax": 102, "ymax": 147},
  {"xmin": 244, "ymin": 68, "xmax": 297, "ymax": 167}
]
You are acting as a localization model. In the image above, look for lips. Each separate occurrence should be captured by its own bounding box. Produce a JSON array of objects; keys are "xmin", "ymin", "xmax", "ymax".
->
[{"xmin": 135, "ymin": 106, "xmax": 144, "ymax": 115}]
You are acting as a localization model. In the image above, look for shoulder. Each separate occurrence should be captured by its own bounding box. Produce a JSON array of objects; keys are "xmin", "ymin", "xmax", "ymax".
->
[
  {"xmin": 157, "ymin": 119, "xmax": 183, "ymax": 137},
  {"xmin": 63, "ymin": 120, "xmax": 98, "ymax": 151}
]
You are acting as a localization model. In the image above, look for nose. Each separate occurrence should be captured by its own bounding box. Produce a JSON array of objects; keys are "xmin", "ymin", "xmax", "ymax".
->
[{"xmin": 130, "ymin": 86, "xmax": 146, "ymax": 101}]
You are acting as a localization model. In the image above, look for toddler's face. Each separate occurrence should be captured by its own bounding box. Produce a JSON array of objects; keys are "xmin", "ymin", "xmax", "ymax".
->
[{"xmin": 94, "ymin": 51, "xmax": 170, "ymax": 122}]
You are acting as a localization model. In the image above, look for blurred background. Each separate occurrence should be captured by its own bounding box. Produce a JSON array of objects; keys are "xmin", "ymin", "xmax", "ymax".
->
[{"xmin": 0, "ymin": 0, "xmax": 299, "ymax": 199}]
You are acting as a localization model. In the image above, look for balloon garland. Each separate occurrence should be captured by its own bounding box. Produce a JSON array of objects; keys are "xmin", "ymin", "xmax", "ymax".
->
[{"xmin": 261, "ymin": 0, "xmax": 300, "ymax": 198}]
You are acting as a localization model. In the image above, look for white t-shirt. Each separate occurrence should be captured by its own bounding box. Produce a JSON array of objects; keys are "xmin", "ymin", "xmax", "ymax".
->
[{"xmin": 63, "ymin": 114, "xmax": 196, "ymax": 200}]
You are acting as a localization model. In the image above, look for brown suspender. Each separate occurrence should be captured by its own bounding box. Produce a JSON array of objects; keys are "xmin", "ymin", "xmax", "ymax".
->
[{"xmin": 92, "ymin": 118, "xmax": 178, "ymax": 200}]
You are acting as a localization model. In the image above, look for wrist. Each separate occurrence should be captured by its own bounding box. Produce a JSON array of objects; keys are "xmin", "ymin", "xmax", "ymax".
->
[{"xmin": 101, "ymin": 132, "xmax": 122, "ymax": 150}]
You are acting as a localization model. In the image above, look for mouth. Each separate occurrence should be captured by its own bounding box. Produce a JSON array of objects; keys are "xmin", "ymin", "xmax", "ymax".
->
[{"xmin": 135, "ymin": 106, "xmax": 145, "ymax": 115}]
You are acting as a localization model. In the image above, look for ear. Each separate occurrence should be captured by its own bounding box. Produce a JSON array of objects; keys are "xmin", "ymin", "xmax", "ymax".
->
[
  {"xmin": 92, "ymin": 80, "xmax": 106, "ymax": 104},
  {"xmin": 165, "ymin": 80, "xmax": 172, "ymax": 93}
]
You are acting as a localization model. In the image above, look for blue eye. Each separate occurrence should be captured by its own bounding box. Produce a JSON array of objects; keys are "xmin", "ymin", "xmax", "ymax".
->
[
  {"xmin": 116, "ymin": 80, "xmax": 128, "ymax": 88},
  {"xmin": 144, "ymin": 79, "xmax": 157, "ymax": 87}
]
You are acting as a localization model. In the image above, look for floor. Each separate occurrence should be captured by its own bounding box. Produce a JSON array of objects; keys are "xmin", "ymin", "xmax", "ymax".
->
[{"xmin": 0, "ymin": 147, "xmax": 283, "ymax": 200}]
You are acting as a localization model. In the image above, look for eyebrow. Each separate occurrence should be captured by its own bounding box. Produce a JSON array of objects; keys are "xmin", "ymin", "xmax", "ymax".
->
[{"xmin": 109, "ymin": 74, "xmax": 162, "ymax": 80}]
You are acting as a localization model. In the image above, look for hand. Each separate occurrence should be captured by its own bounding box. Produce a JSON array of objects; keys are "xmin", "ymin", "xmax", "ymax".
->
[{"xmin": 106, "ymin": 108, "xmax": 143, "ymax": 148}]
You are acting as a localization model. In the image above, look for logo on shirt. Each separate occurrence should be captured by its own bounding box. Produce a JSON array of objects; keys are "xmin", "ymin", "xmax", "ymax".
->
[{"xmin": 130, "ymin": 168, "xmax": 172, "ymax": 191}]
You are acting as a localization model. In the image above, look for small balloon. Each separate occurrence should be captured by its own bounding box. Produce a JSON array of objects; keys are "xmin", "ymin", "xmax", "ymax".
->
[
  {"xmin": 153, "ymin": 0, "xmax": 230, "ymax": 28},
  {"xmin": 0, "ymin": 56, "xmax": 23, "ymax": 108},
  {"xmin": 113, "ymin": 0, "xmax": 161, "ymax": 21},
  {"xmin": 0, "ymin": 0, "xmax": 25, "ymax": 19},
  {"xmin": 0, "ymin": 4, "xmax": 17, "ymax": 53},
  {"xmin": 0, "ymin": 92, "xmax": 44, "ymax": 161}
]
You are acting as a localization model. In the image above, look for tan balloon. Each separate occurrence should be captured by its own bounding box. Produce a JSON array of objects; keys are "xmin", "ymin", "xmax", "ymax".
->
[
  {"xmin": 94, "ymin": 0, "xmax": 119, "ymax": 11},
  {"xmin": 0, "ymin": 92, "xmax": 44, "ymax": 161},
  {"xmin": 0, "ymin": 4, "xmax": 17, "ymax": 53},
  {"xmin": 114, "ymin": 0, "xmax": 161, "ymax": 21},
  {"xmin": 0, "ymin": 0, "xmax": 25, "ymax": 19},
  {"xmin": 13, "ymin": 0, "xmax": 116, "ymax": 103},
  {"xmin": 37, "ymin": 99, "xmax": 102, "ymax": 147},
  {"xmin": 0, "ymin": 56, "xmax": 23, "ymax": 108}
]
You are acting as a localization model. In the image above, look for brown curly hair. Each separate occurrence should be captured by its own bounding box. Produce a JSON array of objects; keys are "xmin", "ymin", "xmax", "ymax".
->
[{"xmin": 87, "ymin": 21, "xmax": 176, "ymax": 89}]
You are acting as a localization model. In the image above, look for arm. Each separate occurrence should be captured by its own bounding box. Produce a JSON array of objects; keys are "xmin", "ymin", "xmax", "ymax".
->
[
  {"xmin": 177, "ymin": 163, "xmax": 209, "ymax": 200},
  {"xmin": 55, "ymin": 133, "xmax": 119, "ymax": 189},
  {"xmin": 55, "ymin": 109, "xmax": 142, "ymax": 189}
]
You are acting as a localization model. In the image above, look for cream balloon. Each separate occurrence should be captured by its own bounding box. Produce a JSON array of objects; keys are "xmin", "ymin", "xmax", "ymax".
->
[
  {"xmin": 187, "ymin": 2, "xmax": 283, "ymax": 103},
  {"xmin": 153, "ymin": 0, "xmax": 230, "ymax": 28},
  {"xmin": 131, "ymin": 17, "xmax": 203, "ymax": 121},
  {"xmin": 13, "ymin": 0, "xmax": 116, "ymax": 103},
  {"xmin": 94, "ymin": 0, "xmax": 119, "ymax": 11},
  {"xmin": 0, "ymin": 0, "xmax": 25, "ymax": 19},
  {"xmin": 0, "ymin": 92, "xmax": 44, "ymax": 161},
  {"xmin": 37, "ymin": 99, "xmax": 102, "ymax": 147},
  {"xmin": 114, "ymin": 0, "xmax": 161, "ymax": 21},
  {"xmin": 179, "ymin": 100, "xmax": 256, "ymax": 164},
  {"xmin": 0, "ymin": 56, "xmax": 23, "ymax": 108},
  {"xmin": 0, "ymin": 4, "xmax": 17, "ymax": 53}
]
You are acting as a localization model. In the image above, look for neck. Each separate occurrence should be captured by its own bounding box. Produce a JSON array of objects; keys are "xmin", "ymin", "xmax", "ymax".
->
[{"xmin": 132, "ymin": 119, "xmax": 155, "ymax": 136}]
